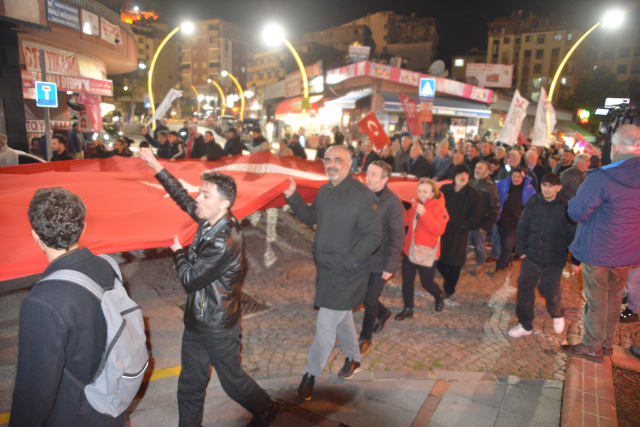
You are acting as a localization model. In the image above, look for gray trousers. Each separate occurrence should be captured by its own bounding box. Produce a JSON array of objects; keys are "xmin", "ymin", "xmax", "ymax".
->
[{"xmin": 303, "ymin": 308, "xmax": 361, "ymax": 378}]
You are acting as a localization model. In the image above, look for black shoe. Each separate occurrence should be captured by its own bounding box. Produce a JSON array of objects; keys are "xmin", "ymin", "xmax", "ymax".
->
[
  {"xmin": 394, "ymin": 307, "xmax": 414, "ymax": 320},
  {"xmin": 444, "ymin": 293, "xmax": 454, "ymax": 300},
  {"xmin": 435, "ymin": 293, "xmax": 444, "ymax": 312},
  {"xmin": 359, "ymin": 338, "xmax": 373, "ymax": 354},
  {"xmin": 602, "ymin": 347, "xmax": 614, "ymax": 357},
  {"xmin": 373, "ymin": 311, "xmax": 392, "ymax": 333},
  {"xmin": 630, "ymin": 345, "xmax": 640, "ymax": 360},
  {"xmin": 622, "ymin": 295, "xmax": 628, "ymax": 305},
  {"xmin": 338, "ymin": 358, "xmax": 362, "ymax": 379},
  {"xmin": 560, "ymin": 344, "xmax": 604, "ymax": 364},
  {"xmin": 296, "ymin": 373, "xmax": 315, "ymax": 400},
  {"xmin": 247, "ymin": 401, "xmax": 281, "ymax": 427},
  {"xmin": 620, "ymin": 307, "xmax": 638, "ymax": 323}
]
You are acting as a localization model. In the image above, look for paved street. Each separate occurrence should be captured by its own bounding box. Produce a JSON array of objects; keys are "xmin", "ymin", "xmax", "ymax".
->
[{"xmin": 2, "ymin": 207, "xmax": 640, "ymax": 426}]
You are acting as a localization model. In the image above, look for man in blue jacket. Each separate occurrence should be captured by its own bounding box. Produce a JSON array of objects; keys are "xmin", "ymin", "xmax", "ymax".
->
[{"xmin": 561, "ymin": 125, "xmax": 640, "ymax": 363}]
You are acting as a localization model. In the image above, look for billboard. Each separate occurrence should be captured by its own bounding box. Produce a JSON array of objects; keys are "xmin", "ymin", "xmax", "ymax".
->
[
  {"xmin": 465, "ymin": 63, "xmax": 513, "ymax": 88},
  {"xmin": 348, "ymin": 46, "xmax": 370, "ymax": 64}
]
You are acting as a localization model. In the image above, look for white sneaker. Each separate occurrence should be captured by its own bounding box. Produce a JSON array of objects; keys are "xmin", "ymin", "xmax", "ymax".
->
[
  {"xmin": 508, "ymin": 324, "xmax": 533, "ymax": 338},
  {"xmin": 553, "ymin": 317, "xmax": 565, "ymax": 334}
]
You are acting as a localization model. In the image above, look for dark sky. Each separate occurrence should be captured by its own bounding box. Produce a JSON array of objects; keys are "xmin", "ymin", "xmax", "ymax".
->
[{"xmin": 153, "ymin": 0, "xmax": 627, "ymax": 64}]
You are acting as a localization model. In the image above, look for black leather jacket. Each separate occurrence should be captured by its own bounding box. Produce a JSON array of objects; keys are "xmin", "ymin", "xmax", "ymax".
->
[{"xmin": 156, "ymin": 169, "xmax": 245, "ymax": 333}]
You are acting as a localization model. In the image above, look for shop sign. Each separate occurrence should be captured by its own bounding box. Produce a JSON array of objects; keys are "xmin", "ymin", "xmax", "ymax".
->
[
  {"xmin": 25, "ymin": 112, "xmax": 101, "ymax": 135},
  {"xmin": 22, "ymin": 70, "xmax": 113, "ymax": 97},
  {"xmin": 465, "ymin": 63, "xmax": 513, "ymax": 88},
  {"xmin": 369, "ymin": 63, "xmax": 391, "ymax": 80},
  {"xmin": 348, "ymin": 46, "xmax": 370, "ymax": 64},
  {"xmin": 100, "ymin": 17, "xmax": 123, "ymax": 45},
  {"xmin": 420, "ymin": 101, "xmax": 433, "ymax": 123},
  {"xmin": 46, "ymin": 0, "xmax": 80, "ymax": 31},
  {"xmin": 22, "ymin": 41, "xmax": 80, "ymax": 76}
]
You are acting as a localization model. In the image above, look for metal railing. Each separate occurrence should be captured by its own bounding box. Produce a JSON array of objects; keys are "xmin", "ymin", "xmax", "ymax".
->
[{"xmin": 59, "ymin": 0, "xmax": 134, "ymax": 38}]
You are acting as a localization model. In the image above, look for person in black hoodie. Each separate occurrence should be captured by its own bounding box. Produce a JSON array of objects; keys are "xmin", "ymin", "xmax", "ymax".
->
[
  {"xmin": 167, "ymin": 131, "xmax": 186, "ymax": 161},
  {"xmin": 223, "ymin": 127, "xmax": 247, "ymax": 158},
  {"xmin": 198, "ymin": 130, "xmax": 224, "ymax": 161},
  {"xmin": 288, "ymin": 134, "xmax": 307, "ymax": 159},
  {"xmin": 10, "ymin": 188, "xmax": 124, "ymax": 427},
  {"xmin": 508, "ymin": 173, "xmax": 575, "ymax": 338},
  {"xmin": 437, "ymin": 164, "xmax": 482, "ymax": 297},
  {"xmin": 142, "ymin": 126, "xmax": 171, "ymax": 159}
]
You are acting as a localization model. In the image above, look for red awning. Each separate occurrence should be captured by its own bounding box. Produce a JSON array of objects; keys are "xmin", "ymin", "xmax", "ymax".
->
[{"xmin": 275, "ymin": 95, "xmax": 324, "ymax": 117}]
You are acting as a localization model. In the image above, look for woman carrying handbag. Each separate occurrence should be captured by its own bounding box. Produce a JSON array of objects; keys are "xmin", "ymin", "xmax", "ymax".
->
[{"xmin": 395, "ymin": 179, "xmax": 450, "ymax": 320}]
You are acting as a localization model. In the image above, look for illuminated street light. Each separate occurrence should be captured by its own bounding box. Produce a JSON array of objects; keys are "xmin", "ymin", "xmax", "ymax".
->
[
  {"xmin": 147, "ymin": 21, "xmax": 194, "ymax": 128},
  {"xmin": 138, "ymin": 63, "xmax": 147, "ymax": 69},
  {"xmin": 197, "ymin": 94, "xmax": 205, "ymax": 101},
  {"xmin": 66, "ymin": 91, "xmax": 74, "ymax": 95},
  {"xmin": 133, "ymin": 6, "xmax": 139, "ymax": 12},
  {"xmin": 602, "ymin": 10, "xmax": 624, "ymax": 28},
  {"xmin": 207, "ymin": 79, "xmax": 226, "ymax": 112},
  {"xmin": 262, "ymin": 24, "xmax": 309, "ymax": 113},
  {"xmin": 222, "ymin": 71, "xmax": 245, "ymax": 120},
  {"xmin": 123, "ymin": 86, "xmax": 128, "ymax": 91},
  {"xmin": 191, "ymin": 85, "xmax": 201, "ymax": 115},
  {"xmin": 244, "ymin": 90, "xmax": 254, "ymax": 98}
]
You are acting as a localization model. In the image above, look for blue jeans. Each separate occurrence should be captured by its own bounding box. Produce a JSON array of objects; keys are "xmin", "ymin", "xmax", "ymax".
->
[
  {"xmin": 468, "ymin": 230, "xmax": 487, "ymax": 265},
  {"xmin": 490, "ymin": 223, "xmax": 500, "ymax": 259},
  {"xmin": 496, "ymin": 225, "xmax": 517, "ymax": 270}
]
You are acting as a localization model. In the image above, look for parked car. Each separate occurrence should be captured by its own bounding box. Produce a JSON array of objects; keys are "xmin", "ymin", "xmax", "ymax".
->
[
  {"xmin": 15, "ymin": 150, "xmax": 47, "ymax": 164},
  {"xmin": 215, "ymin": 115, "xmax": 236, "ymax": 135}
]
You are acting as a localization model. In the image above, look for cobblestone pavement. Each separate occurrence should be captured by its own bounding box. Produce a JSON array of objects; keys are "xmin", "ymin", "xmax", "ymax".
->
[{"xmin": 2, "ymin": 207, "xmax": 640, "ymax": 424}]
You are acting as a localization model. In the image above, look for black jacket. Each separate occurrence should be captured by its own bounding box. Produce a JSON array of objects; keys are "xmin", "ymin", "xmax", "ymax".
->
[
  {"xmin": 516, "ymin": 193, "xmax": 575, "ymax": 267},
  {"xmin": 51, "ymin": 150, "xmax": 74, "ymax": 161},
  {"xmin": 469, "ymin": 176, "xmax": 500, "ymax": 231},
  {"xmin": 143, "ymin": 133, "xmax": 171, "ymax": 159},
  {"xmin": 188, "ymin": 134, "xmax": 207, "ymax": 159},
  {"xmin": 394, "ymin": 148, "xmax": 411, "ymax": 172},
  {"xmin": 156, "ymin": 169, "xmax": 245, "ymax": 333},
  {"xmin": 96, "ymin": 144, "xmax": 133, "ymax": 158},
  {"xmin": 371, "ymin": 185, "xmax": 405, "ymax": 273},
  {"xmin": 286, "ymin": 174, "xmax": 382, "ymax": 310},
  {"xmin": 153, "ymin": 124, "xmax": 169, "ymax": 139},
  {"xmin": 358, "ymin": 151, "xmax": 379, "ymax": 172},
  {"xmin": 202, "ymin": 141, "xmax": 225, "ymax": 161},
  {"xmin": 400, "ymin": 155, "xmax": 432, "ymax": 178},
  {"xmin": 223, "ymin": 134, "xmax": 246, "ymax": 157},
  {"xmin": 439, "ymin": 184, "xmax": 482, "ymax": 266},
  {"xmin": 530, "ymin": 164, "xmax": 548, "ymax": 191},
  {"xmin": 465, "ymin": 156, "xmax": 480, "ymax": 174},
  {"xmin": 10, "ymin": 248, "xmax": 124, "ymax": 427},
  {"xmin": 289, "ymin": 141, "xmax": 307, "ymax": 159},
  {"xmin": 170, "ymin": 140, "xmax": 186, "ymax": 160}
]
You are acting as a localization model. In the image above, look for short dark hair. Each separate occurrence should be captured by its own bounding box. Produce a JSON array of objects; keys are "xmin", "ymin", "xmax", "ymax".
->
[
  {"xmin": 205, "ymin": 130, "xmax": 214, "ymax": 137},
  {"xmin": 28, "ymin": 188, "xmax": 86, "ymax": 250},
  {"xmin": 199, "ymin": 172, "xmax": 237, "ymax": 208},
  {"xmin": 157, "ymin": 130, "xmax": 169, "ymax": 138},
  {"xmin": 487, "ymin": 157, "xmax": 499, "ymax": 166},
  {"xmin": 251, "ymin": 127, "xmax": 261, "ymax": 134},
  {"xmin": 168, "ymin": 130, "xmax": 179, "ymax": 137},
  {"xmin": 370, "ymin": 160, "xmax": 392, "ymax": 179},
  {"xmin": 52, "ymin": 134, "xmax": 67, "ymax": 146},
  {"xmin": 139, "ymin": 141, "xmax": 150, "ymax": 148},
  {"xmin": 334, "ymin": 134, "xmax": 345, "ymax": 145}
]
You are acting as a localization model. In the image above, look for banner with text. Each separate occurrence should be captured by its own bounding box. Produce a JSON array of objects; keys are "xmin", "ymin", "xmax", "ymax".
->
[
  {"xmin": 46, "ymin": 0, "xmax": 80, "ymax": 31},
  {"xmin": 22, "ymin": 70, "xmax": 113, "ymax": 97},
  {"xmin": 100, "ymin": 17, "xmax": 123, "ymax": 45},
  {"xmin": 465, "ymin": 63, "xmax": 513, "ymax": 88},
  {"xmin": 22, "ymin": 41, "xmax": 80, "ymax": 76}
]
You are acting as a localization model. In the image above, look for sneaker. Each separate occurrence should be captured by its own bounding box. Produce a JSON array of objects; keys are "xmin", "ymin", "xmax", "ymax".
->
[
  {"xmin": 296, "ymin": 373, "xmax": 315, "ymax": 400},
  {"xmin": 373, "ymin": 311, "xmax": 392, "ymax": 333},
  {"xmin": 508, "ymin": 324, "xmax": 533, "ymax": 338},
  {"xmin": 620, "ymin": 307, "xmax": 638, "ymax": 323},
  {"xmin": 359, "ymin": 339, "xmax": 373, "ymax": 355},
  {"xmin": 247, "ymin": 401, "xmax": 281, "ymax": 427},
  {"xmin": 553, "ymin": 317, "xmax": 565, "ymax": 334},
  {"xmin": 338, "ymin": 358, "xmax": 362, "ymax": 379},
  {"xmin": 474, "ymin": 265, "xmax": 485, "ymax": 275}
]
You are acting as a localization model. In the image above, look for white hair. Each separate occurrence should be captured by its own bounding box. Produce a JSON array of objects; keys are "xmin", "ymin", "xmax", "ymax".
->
[
  {"xmin": 526, "ymin": 149, "xmax": 538, "ymax": 159},
  {"xmin": 612, "ymin": 125, "xmax": 640, "ymax": 153},
  {"xmin": 496, "ymin": 146, "xmax": 507, "ymax": 154},
  {"xmin": 575, "ymin": 153, "xmax": 591, "ymax": 164}
]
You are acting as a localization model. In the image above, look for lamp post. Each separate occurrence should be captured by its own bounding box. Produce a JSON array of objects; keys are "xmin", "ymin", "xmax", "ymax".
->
[
  {"xmin": 207, "ymin": 78, "xmax": 226, "ymax": 114},
  {"xmin": 548, "ymin": 10, "xmax": 625, "ymax": 103},
  {"xmin": 147, "ymin": 21, "xmax": 194, "ymax": 127},
  {"xmin": 221, "ymin": 71, "xmax": 245, "ymax": 121},
  {"xmin": 191, "ymin": 85, "xmax": 202, "ymax": 115},
  {"xmin": 263, "ymin": 25, "xmax": 309, "ymax": 113}
]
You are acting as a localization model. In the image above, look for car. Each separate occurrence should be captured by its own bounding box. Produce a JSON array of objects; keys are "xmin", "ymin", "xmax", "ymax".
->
[
  {"xmin": 15, "ymin": 150, "xmax": 47, "ymax": 164},
  {"xmin": 215, "ymin": 115, "xmax": 236, "ymax": 135}
]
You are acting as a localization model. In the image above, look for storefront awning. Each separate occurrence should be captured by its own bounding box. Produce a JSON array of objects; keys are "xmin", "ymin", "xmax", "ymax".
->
[
  {"xmin": 554, "ymin": 122, "xmax": 596, "ymax": 143},
  {"xmin": 381, "ymin": 93, "xmax": 491, "ymax": 118},
  {"xmin": 275, "ymin": 95, "xmax": 324, "ymax": 118},
  {"xmin": 324, "ymin": 89, "xmax": 373, "ymax": 109}
]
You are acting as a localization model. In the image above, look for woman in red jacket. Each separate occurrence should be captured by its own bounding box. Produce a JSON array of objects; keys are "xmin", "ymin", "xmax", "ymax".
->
[{"xmin": 395, "ymin": 179, "xmax": 450, "ymax": 320}]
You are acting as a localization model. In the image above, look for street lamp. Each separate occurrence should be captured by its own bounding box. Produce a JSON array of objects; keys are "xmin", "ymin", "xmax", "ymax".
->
[
  {"xmin": 138, "ymin": 63, "xmax": 147, "ymax": 69},
  {"xmin": 548, "ymin": 10, "xmax": 625, "ymax": 102},
  {"xmin": 191, "ymin": 85, "xmax": 201, "ymax": 115},
  {"xmin": 222, "ymin": 70, "xmax": 245, "ymax": 120},
  {"xmin": 207, "ymin": 78, "xmax": 227, "ymax": 113},
  {"xmin": 263, "ymin": 24, "xmax": 309, "ymax": 113},
  {"xmin": 147, "ymin": 21, "xmax": 194, "ymax": 127}
]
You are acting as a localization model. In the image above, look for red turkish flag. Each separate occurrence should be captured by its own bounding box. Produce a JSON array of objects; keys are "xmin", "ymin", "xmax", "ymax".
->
[
  {"xmin": 78, "ymin": 86, "xmax": 102, "ymax": 132},
  {"xmin": 398, "ymin": 93, "xmax": 424, "ymax": 136},
  {"xmin": 357, "ymin": 112, "xmax": 391, "ymax": 150},
  {"xmin": 0, "ymin": 152, "xmax": 424, "ymax": 281}
]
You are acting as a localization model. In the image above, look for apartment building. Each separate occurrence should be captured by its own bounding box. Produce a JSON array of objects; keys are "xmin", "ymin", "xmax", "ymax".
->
[
  {"xmin": 592, "ymin": 11, "xmax": 640, "ymax": 81},
  {"xmin": 451, "ymin": 49, "xmax": 487, "ymax": 81},
  {"xmin": 302, "ymin": 25, "xmax": 375, "ymax": 53}
]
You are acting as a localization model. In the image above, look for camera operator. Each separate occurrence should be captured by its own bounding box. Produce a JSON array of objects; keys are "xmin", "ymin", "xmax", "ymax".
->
[{"xmin": 561, "ymin": 125, "xmax": 640, "ymax": 363}]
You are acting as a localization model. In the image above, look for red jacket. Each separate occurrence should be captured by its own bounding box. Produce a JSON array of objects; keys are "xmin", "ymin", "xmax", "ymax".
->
[{"xmin": 403, "ymin": 195, "xmax": 449, "ymax": 258}]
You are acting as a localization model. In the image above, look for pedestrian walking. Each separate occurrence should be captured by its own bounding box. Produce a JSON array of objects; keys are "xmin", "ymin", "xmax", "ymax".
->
[
  {"xmin": 508, "ymin": 173, "xmax": 575, "ymax": 338},
  {"xmin": 395, "ymin": 178, "xmax": 450, "ymax": 320},
  {"xmin": 283, "ymin": 145, "xmax": 382, "ymax": 400},
  {"xmin": 561, "ymin": 125, "xmax": 640, "ymax": 363},
  {"xmin": 138, "ymin": 148, "xmax": 280, "ymax": 426},
  {"xmin": 67, "ymin": 122, "xmax": 86, "ymax": 159},
  {"xmin": 359, "ymin": 161, "xmax": 405, "ymax": 354},
  {"xmin": 468, "ymin": 161, "xmax": 500, "ymax": 275},
  {"xmin": 437, "ymin": 164, "xmax": 482, "ymax": 297}
]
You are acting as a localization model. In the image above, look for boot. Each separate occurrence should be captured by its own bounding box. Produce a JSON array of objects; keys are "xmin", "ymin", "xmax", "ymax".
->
[
  {"xmin": 394, "ymin": 307, "xmax": 414, "ymax": 320},
  {"xmin": 435, "ymin": 292, "xmax": 444, "ymax": 312}
]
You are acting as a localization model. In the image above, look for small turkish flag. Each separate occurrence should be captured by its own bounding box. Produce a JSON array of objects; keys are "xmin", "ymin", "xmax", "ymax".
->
[{"xmin": 357, "ymin": 112, "xmax": 391, "ymax": 150}]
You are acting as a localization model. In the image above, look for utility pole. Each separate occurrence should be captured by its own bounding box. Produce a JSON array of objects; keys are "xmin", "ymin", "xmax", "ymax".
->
[{"xmin": 40, "ymin": 49, "xmax": 52, "ymax": 161}]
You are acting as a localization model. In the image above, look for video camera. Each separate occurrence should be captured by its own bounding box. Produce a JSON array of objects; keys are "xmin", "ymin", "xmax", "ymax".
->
[{"xmin": 595, "ymin": 98, "xmax": 640, "ymax": 135}]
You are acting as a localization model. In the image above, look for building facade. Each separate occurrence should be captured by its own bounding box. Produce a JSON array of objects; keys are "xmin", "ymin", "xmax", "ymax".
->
[
  {"xmin": 302, "ymin": 25, "xmax": 375, "ymax": 54},
  {"xmin": 450, "ymin": 49, "xmax": 487, "ymax": 81},
  {"xmin": 591, "ymin": 11, "xmax": 640, "ymax": 81}
]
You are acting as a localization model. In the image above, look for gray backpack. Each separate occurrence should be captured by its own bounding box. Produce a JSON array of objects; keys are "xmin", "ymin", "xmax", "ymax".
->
[{"xmin": 39, "ymin": 254, "xmax": 149, "ymax": 417}]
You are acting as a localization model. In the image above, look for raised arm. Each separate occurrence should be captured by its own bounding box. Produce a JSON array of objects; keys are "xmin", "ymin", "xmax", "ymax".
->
[{"xmin": 284, "ymin": 178, "xmax": 318, "ymax": 226}]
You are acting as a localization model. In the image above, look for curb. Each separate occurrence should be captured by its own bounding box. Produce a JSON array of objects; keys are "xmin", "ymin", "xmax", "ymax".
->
[{"xmin": 561, "ymin": 356, "xmax": 618, "ymax": 427}]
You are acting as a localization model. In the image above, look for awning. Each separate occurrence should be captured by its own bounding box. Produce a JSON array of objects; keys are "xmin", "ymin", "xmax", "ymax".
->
[
  {"xmin": 324, "ymin": 89, "xmax": 373, "ymax": 109},
  {"xmin": 381, "ymin": 92, "xmax": 418, "ymax": 112},
  {"xmin": 381, "ymin": 92, "xmax": 491, "ymax": 118},
  {"xmin": 554, "ymin": 122, "xmax": 596, "ymax": 143},
  {"xmin": 275, "ymin": 95, "xmax": 324, "ymax": 118}
]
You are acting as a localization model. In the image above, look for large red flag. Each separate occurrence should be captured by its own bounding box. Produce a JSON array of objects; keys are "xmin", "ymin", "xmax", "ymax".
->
[
  {"xmin": 398, "ymin": 93, "xmax": 424, "ymax": 136},
  {"xmin": 78, "ymin": 86, "xmax": 102, "ymax": 131},
  {"xmin": 357, "ymin": 112, "xmax": 391, "ymax": 150},
  {"xmin": 0, "ymin": 152, "xmax": 424, "ymax": 281}
]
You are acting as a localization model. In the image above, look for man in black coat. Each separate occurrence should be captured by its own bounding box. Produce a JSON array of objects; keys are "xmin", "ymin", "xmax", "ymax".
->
[
  {"xmin": 11, "ymin": 188, "xmax": 124, "ymax": 427},
  {"xmin": 394, "ymin": 134, "xmax": 412, "ymax": 172},
  {"xmin": 288, "ymin": 134, "xmax": 308, "ymax": 159},
  {"xmin": 142, "ymin": 126, "xmax": 171, "ymax": 159},
  {"xmin": 465, "ymin": 144, "xmax": 481, "ymax": 173},
  {"xmin": 525, "ymin": 149, "xmax": 548, "ymax": 192},
  {"xmin": 50, "ymin": 134, "xmax": 74, "ymax": 161},
  {"xmin": 139, "ymin": 148, "xmax": 280, "ymax": 427},
  {"xmin": 508, "ymin": 173, "xmax": 575, "ymax": 338},
  {"xmin": 153, "ymin": 118, "xmax": 169, "ymax": 139},
  {"xmin": 468, "ymin": 161, "xmax": 500, "ymax": 275},
  {"xmin": 400, "ymin": 144, "xmax": 432, "ymax": 178},
  {"xmin": 197, "ymin": 130, "xmax": 224, "ymax": 161},
  {"xmin": 167, "ymin": 131, "xmax": 186, "ymax": 161},
  {"xmin": 356, "ymin": 140, "xmax": 380, "ymax": 173},
  {"xmin": 178, "ymin": 120, "xmax": 190, "ymax": 141},
  {"xmin": 359, "ymin": 161, "xmax": 405, "ymax": 354},
  {"xmin": 223, "ymin": 127, "xmax": 246, "ymax": 157},
  {"xmin": 95, "ymin": 138, "xmax": 133, "ymax": 158},
  {"xmin": 437, "ymin": 164, "xmax": 482, "ymax": 297},
  {"xmin": 67, "ymin": 122, "xmax": 86, "ymax": 159},
  {"xmin": 284, "ymin": 145, "xmax": 382, "ymax": 399}
]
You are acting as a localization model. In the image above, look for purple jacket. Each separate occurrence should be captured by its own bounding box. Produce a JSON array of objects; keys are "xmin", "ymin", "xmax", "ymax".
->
[{"xmin": 568, "ymin": 156, "xmax": 640, "ymax": 267}]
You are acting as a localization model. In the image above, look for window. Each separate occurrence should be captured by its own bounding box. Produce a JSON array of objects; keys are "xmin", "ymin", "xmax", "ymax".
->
[
  {"xmin": 267, "ymin": 72, "xmax": 272, "ymax": 79},
  {"xmin": 524, "ymin": 50, "xmax": 532, "ymax": 57},
  {"xmin": 632, "ymin": 64, "xmax": 640, "ymax": 73},
  {"xmin": 138, "ymin": 37, "xmax": 144, "ymax": 44},
  {"xmin": 535, "ymin": 49, "xmax": 544, "ymax": 59},
  {"xmin": 193, "ymin": 75, "xmax": 198, "ymax": 82},
  {"xmin": 531, "ymin": 91, "xmax": 540, "ymax": 102},
  {"xmin": 182, "ymin": 64, "xmax": 190, "ymax": 69},
  {"xmin": 532, "ymin": 78, "xmax": 542, "ymax": 89},
  {"xmin": 193, "ymin": 51, "xmax": 197, "ymax": 58},
  {"xmin": 522, "ymin": 64, "xmax": 530, "ymax": 73},
  {"xmin": 209, "ymin": 62, "xmax": 216, "ymax": 68},
  {"xmin": 553, "ymin": 33, "xmax": 562, "ymax": 41},
  {"xmin": 504, "ymin": 37, "xmax": 511, "ymax": 44},
  {"xmin": 454, "ymin": 58, "xmax": 464, "ymax": 67},
  {"xmin": 603, "ymin": 51, "xmax": 614, "ymax": 59},
  {"xmin": 620, "ymin": 47, "xmax": 631, "ymax": 58},
  {"xmin": 533, "ymin": 63, "xmax": 542, "ymax": 73},
  {"xmin": 515, "ymin": 37, "xmax": 521, "ymax": 45},
  {"xmin": 194, "ymin": 63, "xmax": 198, "ymax": 69},
  {"xmin": 354, "ymin": 29, "xmax": 359, "ymax": 34},
  {"xmin": 502, "ymin": 51, "xmax": 510, "ymax": 62},
  {"xmin": 525, "ymin": 35, "xmax": 531, "ymax": 42},
  {"xmin": 513, "ymin": 51, "xmax": 520, "ymax": 61},
  {"xmin": 552, "ymin": 48, "xmax": 560, "ymax": 56},
  {"xmin": 202, "ymin": 62, "xmax": 206, "ymax": 69},
  {"xmin": 617, "ymin": 64, "xmax": 628, "ymax": 74},
  {"xmin": 537, "ymin": 35, "xmax": 545, "ymax": 44},
  {"xmin": 138, "ymin": 48, "xmax": 144, "ymax": 55},
  {"xmin": 241, "ymin": 66, "xmax": 245, "ymax": 73},
  {"xmin": 209, "ymin": 37, "xmax": 214, "ymax": 43},
  {"xmin": 567, "ymin": 33, "xmax": 573, "ymax": 41}
]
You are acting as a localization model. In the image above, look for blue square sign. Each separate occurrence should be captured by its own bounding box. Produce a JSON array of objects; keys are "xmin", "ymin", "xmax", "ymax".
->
[
  {"xmin": 35, "ymin": 81, "xmax": 58, "ymax": 108},
  {"xmin": 419, "ymin": 78, "xmax": 436, "ymax": 100}
]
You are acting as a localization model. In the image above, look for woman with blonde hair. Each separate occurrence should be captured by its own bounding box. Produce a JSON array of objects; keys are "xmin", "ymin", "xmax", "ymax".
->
[{"xmin": 395, "ymin": 178, "xmax": 450, "ymax": 320}]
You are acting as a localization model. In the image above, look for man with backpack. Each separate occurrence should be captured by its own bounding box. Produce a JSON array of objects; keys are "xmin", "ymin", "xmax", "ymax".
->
[
  {"xmin": 138, "ymin": 148, "xmax": 280, "ymax": 427},
  {"xmin": 11, "ymin": 188, "xmax": 147, "ymax": 426}
]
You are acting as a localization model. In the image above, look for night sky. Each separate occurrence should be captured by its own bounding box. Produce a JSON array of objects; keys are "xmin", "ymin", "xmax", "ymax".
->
[{"xmin": 154, "ymin": 0, "xmax": 627, "ymax": 66}]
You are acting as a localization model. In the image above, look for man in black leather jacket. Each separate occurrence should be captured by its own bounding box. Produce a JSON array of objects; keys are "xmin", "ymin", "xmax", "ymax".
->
[{"xmin": 138, "ymin": 148, "xmax": 279, "ymax": 427}]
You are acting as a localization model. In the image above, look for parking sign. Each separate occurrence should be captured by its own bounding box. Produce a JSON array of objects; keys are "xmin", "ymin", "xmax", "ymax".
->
[
  {"xmin": 35, "ymin": 81, "xmax": 58, "ymax": 108},
  {"xmin": 419, "ymin": 78, "xmax": 435, "ymax": 100}
]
